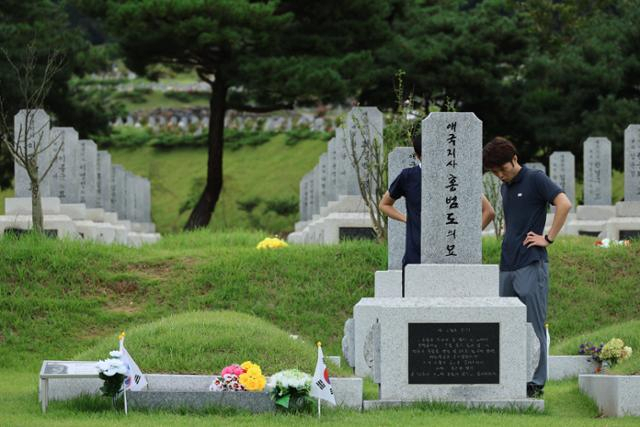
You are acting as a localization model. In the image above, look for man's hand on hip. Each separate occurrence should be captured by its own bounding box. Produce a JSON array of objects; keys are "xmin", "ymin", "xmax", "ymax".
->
[{"xmin": 523, "ymin": 231, "xmax": 549, "ymax": 248}]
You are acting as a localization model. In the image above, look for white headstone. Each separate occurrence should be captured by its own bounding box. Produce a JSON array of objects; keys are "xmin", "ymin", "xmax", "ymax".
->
[
  {"xmin": 78, "ymin": 140, "xmax": 98, "ymax": 208},
  {"xmin": 327, "ymin": 138, "xmax": 338, "ymax": 203},
  {"xmin": 96, "ymin": 151, "xmax": 112, "ymax": 211},
  {"xmin": 549, "ymin": 151, "xmax": 576, "ymax": 211},
  {"xmin": 49, "ymin": 127, "xmax": 79, "ymax": 202},
  {"xmin": 421, "ymin": 112, "xmax": 483, "ymax": 264},
  {"xmin": 388, "ymin": 147, "xmax": 420, "ymax": 270},
  {"xmin": 524, "ymin": 162, "xmax": 546, "ymax": 175},
  {"xmin": 624, "ymin": 125, "xmax": 640, "ymax": 202},
  {"xmin": 111, "ymin": 165, "xmax": 126, "ymax": 219},
  {"xmin": 125, "ymin": 172, "xmax": 136, "ymax": 221},
  {"xmin": 318, "ymin": 153, "xmax": 329, "ymax": 210},
  {"xmin": 583, "ymin": 137, "xmax": 611, "ymax": 205},
  {"xmin": 14, "ymin": 109, "xmax": 51, "ymax": 197}
]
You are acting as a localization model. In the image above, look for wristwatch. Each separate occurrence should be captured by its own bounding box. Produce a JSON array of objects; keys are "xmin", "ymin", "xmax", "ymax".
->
[{"xmin": 544, "ymin": 234, "xmax": 554, "ymax": 244}]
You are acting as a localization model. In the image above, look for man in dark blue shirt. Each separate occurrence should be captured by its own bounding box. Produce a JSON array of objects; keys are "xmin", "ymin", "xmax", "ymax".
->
[
  {"xmin": 483, "ymin": 137, "xmax": 572, "ymax": 398},
  {"xmin": 379, "ymin": 132, "xmax": 495, "ymax": 290}
]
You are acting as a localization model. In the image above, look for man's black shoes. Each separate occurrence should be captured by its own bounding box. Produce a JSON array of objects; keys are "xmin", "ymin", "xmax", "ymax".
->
[{"xmin": 527, "ymin": 382, "xmax": 544, "ymax": 398}]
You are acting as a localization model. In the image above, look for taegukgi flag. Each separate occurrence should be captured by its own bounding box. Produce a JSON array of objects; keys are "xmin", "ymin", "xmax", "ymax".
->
[
  {"xmin": 310, "ymin": 342, "xmax": 336, "ymax": 405},
  {"xmin": 118, "ymin": 332, "xmax": 148, "ymax": 391}
]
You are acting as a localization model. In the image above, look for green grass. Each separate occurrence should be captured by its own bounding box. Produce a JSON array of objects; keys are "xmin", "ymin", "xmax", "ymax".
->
[{"xmin": 76, "ymin": 310, "xmax": 352, "ymax": 376}]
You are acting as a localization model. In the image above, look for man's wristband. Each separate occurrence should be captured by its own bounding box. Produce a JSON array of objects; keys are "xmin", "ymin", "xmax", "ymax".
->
[{"xmin": 544, "ymin": 234, "xmax": 554, "ymax": 244}]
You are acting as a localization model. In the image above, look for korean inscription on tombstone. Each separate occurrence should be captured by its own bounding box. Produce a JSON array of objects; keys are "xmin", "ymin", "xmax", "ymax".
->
[{"xmin": 583, "ymin": 137, "xmax": 611, "ymax": 206}]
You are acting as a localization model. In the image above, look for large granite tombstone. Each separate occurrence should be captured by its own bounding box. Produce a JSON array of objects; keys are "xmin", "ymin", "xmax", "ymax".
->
[
  {"xmin": 327, "ymin": 138, "xmax": 338, "ymax": 203},
  {"xmin": 14, "ymin": 110, "xmax": 51, "ymax": 197},
  {"xmin": 421, "ymin": 112, "xmax": 482, "ymax": 264},
  {"xmin": 125, "ymin": 172, "xmax": 137, "ymax": 221},
  {"xmin": 549, "ymin": 151, "xmax": 576, "ymax": 212},
  {"xmin": 583, "ymin": 138, "xmax": 611, "ymax": 206},
  {"xmin": 387, "ymin": 147, "xmax": 419, "ymax": 270},
  {"xmin": 312, "ymin": 164, "xmax": 320, "ymax": 218},
  {"xmin": 524, "ymin": 162, "xmax": 546, "ymax": 175},
  {"xmin": 77, "ymin": 140, "xmax": 98, "ymax": 208},
  {"xmin": 624, "ymin": 125, "xmax": 640, "ymax": 202},
  {"xmin": 96, "ymin": 151, "xmax": 112, "ymax": 212},
  {"xmin": 318, "ymin": 153, "xmax": 329, "ymax": 210}
]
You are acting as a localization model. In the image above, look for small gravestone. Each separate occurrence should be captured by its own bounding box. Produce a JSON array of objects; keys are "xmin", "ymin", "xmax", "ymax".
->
[
  {"xmin": 624, "ymin": 125, "xmax": 640, "ymax": 202},
  {"xmin": 344, "ymin": 107, "xmax": 384, "ymax": 197},
  {"xmin": 312, "ymin": 164, "xmax": 320, "ymax": 217},
  {"xmin": 143, "ymin": 178, "xmax": 152, "ymax": 223},
  {"xmin": 96, "ymin": 151, "xmax": 112, "ymax": 211},
  {"xmin": 125, "ymin": 172, "xmax": 137, "ymax": 221},
  {"xmin": 327, "ymin": 138, "xmax": 338, "ymax": 203},
  {"xmin": 318, "ymin": 153, "xmax": 329, "ymax": 210},
  {"xmin": 14, "ymin": 110, "xmax": 51, "ymax": 197},
  {"xmin": 583, "ymin": 137, "xmax": 611, "ymax": 205},
  {"xmin": 421, "ymin": 112, "xmax": 483, "ymax": 264},
  {"xmin": 49, "ymin": 127, "xmax": 79, "ymax": 202},
  {"xmin": 388, "ymin": 147, "xmax": 420, "ymax": 270},
  {"xmin": 298, "ymin": 173, "xmax": 308, "ymax": 222},
  {"xmin": 524, "ymin": 162, "xmax": 546, "ymax": 175},
  {"xmin": 78, "ymin": 140, "xmax": 98, "ymax": 208},
  {"xmin": 111, "ymin": 165, "xmax": 126, "ymax": 219},
  {"xmin": 549, "ymin": 151, "xmax": 576, "ymax": 211}
]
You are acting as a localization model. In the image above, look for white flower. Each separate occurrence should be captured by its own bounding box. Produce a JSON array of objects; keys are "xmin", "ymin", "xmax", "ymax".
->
[
  {"xmin": 97, "ymin": 358, "xmax": 128, "ymax": 376},
  {"xmin": 109, "ymin": 350, "xmax": 123, "ymax": 358}
]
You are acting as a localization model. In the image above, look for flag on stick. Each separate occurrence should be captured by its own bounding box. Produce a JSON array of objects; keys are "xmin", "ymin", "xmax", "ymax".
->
[
  {"xmin": 310, "ymin": 342, "xmax": 336, "ymax": 406},
  {"xmin": 118, "ymin": 331, "xmax": 148, "ymax": 392}
]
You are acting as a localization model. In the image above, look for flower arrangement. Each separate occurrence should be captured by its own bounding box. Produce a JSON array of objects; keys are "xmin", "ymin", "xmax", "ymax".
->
[
  {"xmin": 209, "ymin": 361, "xmax": 266, "ymax": 392},
  {"xmin": 579, "ymin": 341, "xmax": 604, "ymax": 362},
  {"xmin": 600, "ymin": 338, "xmax": 633, "ymax": 366},
  {"xmin": 96, "ymin": 350, "xmax": 127, "ymax": 398},
  {"xmin": 266, "ymin": 369, "xmax": 312, "ymax": 411},
  {"xmin": 256, "ymin": 237, "xmax": 288, "ymax": 250},
  {"xmin": 594, "ymin": 238, "xmax": 631, "ymax": 248}
]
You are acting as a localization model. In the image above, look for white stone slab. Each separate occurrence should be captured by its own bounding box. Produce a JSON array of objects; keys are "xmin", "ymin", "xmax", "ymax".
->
[
  {"xmin": 576, "ymin": 205, "xmax": 616, "ymax": 221},
  {"xmin": 354, "ymin": 297, "xmax": 527, "ymax": 401},
  {"xmin": 14, "ymin": 110, "xmax": 52, "ymax": 197},
  {"xmin": 583, "ymin": 137, "xmax": 612, "ymax": 205},
  {"xmin": 85, "ymin": 208, "xmax": 105, "ymax": 222},
  {"xmin": 548, "ymin": 356, "xmax": 595, "ymax": 380},
  {"xmin": 579, "ymin": 374, "xmax": 640, "ymax": 417},
  {"xmin": 59, "ymin": 203, "xmax": 87, "ymax": 220},
  {"xmin": 604, "ymin": 217, "xmax": 640, "ymax": 240},
  {"xmin": 0, "ymin": 214, "xmax": 78, "ymax": 238},
  {"xmin": 5, "ymin": 197, "xmax": 61, "ymax": 215},
  {"xmin": 615, "ymin": 201, "xmax": 640, "ymax": 217},
  {"xmin": 404, "ymin": 264, "xmax": 499, "ymax": 297},
  {"xmin": 374, "ymin": 270, "xmax": 402, "ymax": 297},
  {"xmin": 624, "ymin": 124, "xmax": 640, "ymax": 202},
  {"xmin": 550, "ymin": 151, "xmax": 576, "ymax": 212},
  {"xmin": 320, "ymin": 195, "xmax": 369, "ymax": 216}
]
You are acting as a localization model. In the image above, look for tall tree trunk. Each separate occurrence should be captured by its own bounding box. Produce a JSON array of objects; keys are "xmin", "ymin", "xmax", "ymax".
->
[
  {"xmin": 30, "ymin": 171, "xmax": 44, "ymax": 234},
  {"xmin": 184, "ymin": 77, "xmax": 228, "ymax": 230}
]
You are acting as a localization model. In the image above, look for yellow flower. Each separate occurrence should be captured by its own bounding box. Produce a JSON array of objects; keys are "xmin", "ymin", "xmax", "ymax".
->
[
  {"xmin": 256, "ymin": 237, "xmax": 288, "ymax": 250},
  {"xmin": 239, "ymin": 370, "xmax": 266, "ymax": 391},
  {"xmin": 241, "ymin": 361, "xmax": 256, "ymax": 371}
]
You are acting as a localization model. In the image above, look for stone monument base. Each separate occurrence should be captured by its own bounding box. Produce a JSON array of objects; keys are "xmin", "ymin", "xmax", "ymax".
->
[
  {"xmin": 60, "ymin": 204, "xmax": 87, "ymax": 220},
  {"xmin": 604, "ymin": 217, "xmax": 640, "ymax": 240},
  {"xmin": 5, "ymin": 197, "xmax": 61, "ymax": 215},
  {"xmin": 363, "ymin": 398, "xmax": 543, "ymax": 412},
  {"xmin": 0, "ymin": 214, "xmax": 78, "ymax": 238},
  {"xmin": 615, "ymin": 201, "xmax": 640, "ymax": 217},
  {"xmin": 577, "ymin": 205, "xmax": 616, "ymax": 221}
]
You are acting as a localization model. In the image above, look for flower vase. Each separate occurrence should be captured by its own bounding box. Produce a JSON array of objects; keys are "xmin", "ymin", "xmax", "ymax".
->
[{"xmin": 600, "ymin": 360, "xmax": 610, "ymax": 374}]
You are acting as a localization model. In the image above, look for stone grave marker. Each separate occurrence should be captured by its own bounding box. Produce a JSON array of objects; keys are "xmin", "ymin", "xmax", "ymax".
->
[
  {"xmin": 549, "ymin": 151, "xmax": 576, "ymax": 211},
  {"xmin": 14, "ymin": 109, "xmax": 51, "ymax": 197},
  {"xmin": 624, "ymin": 125, "xmax": 640, "ymax": 202},
  {"xmin": 77, "ymin": 140, "xmax": 98, "ymax": 208},
  {"xmin": 344, "ymin": 107, "xmax": 384, "ymax": 198},
  {"xmin": 125, "ymin": 172, "xmax": 136, "ymax": 221},
  {"xmin": 421, "ymin": 112, "xmax": 483, "ymax": 264},
  {"xmin": 327, "ymin": 138, "xmax": 338, "ymax": 203},
  {"xmin": 97, "ymin": 151, "xmax": 112, "ymax": 211},
  {"xmin": 111, "ymin": 165, "xmax": 126, "ymax": 219},
  {"xmin": 318, "ymin": 153, "xmax": 329, "ymax": 210},
  {"xmin": 583, "ymin": 137, "xmax": 611, "ymax": 205},
  {"xmin": 49, "ymin": 127, "xmax": 79, "ymax": 203}
]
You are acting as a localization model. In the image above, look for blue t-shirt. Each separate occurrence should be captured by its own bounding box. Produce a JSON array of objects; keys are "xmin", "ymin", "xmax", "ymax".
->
[
  {"xmin": 500, "ymin": 166, "xmax": 563, "ymax": 271},
  {"xmin": 389, "ymin": 166, "xmax": 421, "ymax": 267}
]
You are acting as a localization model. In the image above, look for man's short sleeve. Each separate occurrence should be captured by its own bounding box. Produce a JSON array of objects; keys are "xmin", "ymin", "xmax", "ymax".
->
[
  {"xmin": 533, "ymin": 171, "xmax": 563, "ymax": 204},
  {"xmin": 388, "ymin": 170, "xmax": 405, "ymax": 200}
]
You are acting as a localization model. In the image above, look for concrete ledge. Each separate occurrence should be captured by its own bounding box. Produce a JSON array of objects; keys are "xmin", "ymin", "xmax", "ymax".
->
[
  {"xmin": 374, "ymin": 270, "xmax": 402, "ymax": 297},
  {"xmin": 60, "ymin": 204, "xmax": 87, "ymax": 220},
  {"xmin": 615, "ymin": 201, "xmax": 640, "ymax": 217},
  {"xmin": 363, "ymin": 398, "xmax": 544, "ymax": 412},
  {"xmin": 571, "ymin": 220, "xmax": 606, "ymax": 237},
  {"xmin": 579, "ymin": 374, "xmax": 640, "ymax": 417},
  {"xmin": 85, "ymin": 208, "xmax": 105, "ymax": 222},
  {"xmin": 0, "ymin": 214, "xmax": 78, "ymax": 238},
  {"xmin": 548, "ymin": 356, "xmax": 595, "ymax": 380},
  {"xmin": 577, "ymin": 205, "xmax": 616, "ymax": 221},
  {"xmin": 128, "ymin": 390, "xmax": 275, "ymax": 413},
  {"xmin": 605, "ymin": 217, "xmax": 640, "ymax": 240},
  {"xmin": 404, "ymin": 264, "xmax": 499, "ymax": 297},
  {"xmin": 5, "ymin": 197, "xmax": 61, "ymax": 215}
]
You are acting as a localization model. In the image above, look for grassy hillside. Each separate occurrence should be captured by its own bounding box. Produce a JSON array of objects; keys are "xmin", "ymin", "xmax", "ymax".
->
[{"xmin": 1, "ymin": 232, "xmax": 638, "ymax": 373}]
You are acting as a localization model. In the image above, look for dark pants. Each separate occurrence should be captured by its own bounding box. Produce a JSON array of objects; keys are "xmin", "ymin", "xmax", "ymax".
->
[{"xmin": 499, "ymin": 261, "xmax": 549, "ymax": 386}]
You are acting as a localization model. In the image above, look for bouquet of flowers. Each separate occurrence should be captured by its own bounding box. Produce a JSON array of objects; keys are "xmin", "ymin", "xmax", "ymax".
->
[
  {"xmin": 600, "ymin": 338, "xmax": 633, "ymax": 366},
  {"xmin": 594, "ymin": 238, "xmax": 631, "ymax": 248},
  {"xmin": 209, "ymin": 361, "xmax": 266, "ymax": 392},
  {"xmin": 96, "ymin": 350, "xmax": 128, "ymax": 399},
  {"xmin": 256, "ymin": 237, "xmax": 288, "ymax": 250},
  {"xmin": 266, "ymin": 369, "xmax": 312, "ymax": 411},
  {"xmin": 579, "ymin": 342, "xmax": 604, "ymax": 362}
]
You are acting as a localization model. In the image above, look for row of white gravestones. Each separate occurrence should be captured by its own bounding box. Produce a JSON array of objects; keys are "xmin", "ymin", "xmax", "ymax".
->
[
  {"xmin": 12, "ymin": 109, "xmax": 152, "ymax": 224},
  {"xmin": 297, "ymin": 107, "xmax": 384, "ymax": 222}
]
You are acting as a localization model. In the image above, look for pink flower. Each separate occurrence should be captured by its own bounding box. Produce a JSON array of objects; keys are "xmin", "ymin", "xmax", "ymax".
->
[{"xmin": 221, "ymin": 364, "xmax": 245, "ymax": 376}]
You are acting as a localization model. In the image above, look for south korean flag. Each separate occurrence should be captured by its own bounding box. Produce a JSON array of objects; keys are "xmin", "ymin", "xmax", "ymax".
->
[{"xmin": 310, "ymin": 342, "xmax": 336, "ymax": 405}]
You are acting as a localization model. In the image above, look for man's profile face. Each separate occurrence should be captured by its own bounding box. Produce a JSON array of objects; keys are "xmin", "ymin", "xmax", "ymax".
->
[{"xmin": 490, "ymin": 156, "xmax": 519, "ymax": 183}]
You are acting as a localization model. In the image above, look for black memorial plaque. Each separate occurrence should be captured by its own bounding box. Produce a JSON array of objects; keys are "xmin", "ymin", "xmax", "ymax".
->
[
  {"xmin": 578, "ymin": 230, "xmax": 600, "ymax": 237},
  {"xmin": 408, "ymin": 322, "xmax": 500, "ymax": 384},
  {"xmin": 339, "ymin": 227, "xmax": 376, "ymax": 241},
  {"xmin": 619, "ymin": 230, "xmax": 640, "ymax": 240}
]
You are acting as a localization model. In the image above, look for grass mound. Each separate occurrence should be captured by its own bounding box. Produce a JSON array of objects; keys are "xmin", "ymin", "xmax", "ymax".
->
[
  {"xmin": 76, "ymin": 310, "xmax": 350, "ymax": 376},
  {"xmin": 552, "ymin": 319, "xmax": 640, "ymax": 375}
]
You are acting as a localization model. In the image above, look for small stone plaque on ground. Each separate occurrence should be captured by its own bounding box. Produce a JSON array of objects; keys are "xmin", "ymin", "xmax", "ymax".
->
[
  {"xmin": 339, "ymin": 227, "xmax": 376, "ymax": 241},
  {"xmin": 408, "ymin": 322, "xmax": 500, "ymax": 384},
  {"xmin": 619, "ymin": 230, "xmax": 640, "ymax": 239}
]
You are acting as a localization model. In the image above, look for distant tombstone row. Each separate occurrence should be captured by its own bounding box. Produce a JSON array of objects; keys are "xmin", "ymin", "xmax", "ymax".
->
[{"xmin": 12, "ymin": 109, "xmax": 153, "ymax": 226}]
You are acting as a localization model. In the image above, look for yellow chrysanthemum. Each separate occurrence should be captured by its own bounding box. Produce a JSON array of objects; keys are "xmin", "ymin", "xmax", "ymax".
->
[
  {"xmin": 239, "ymin": 371, "xmax": 266, "ymax": 391},
  {"xmin": 241, "ymin": 361, "xmax": 255, "ymax": 371},
  {"xmin": 256, "ymin": 237, "xmax": 288, "ymax": 250}
]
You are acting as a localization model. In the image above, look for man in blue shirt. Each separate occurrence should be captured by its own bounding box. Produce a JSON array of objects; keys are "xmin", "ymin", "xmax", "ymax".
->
[
  {"xmin": 379, "ymin": 132, "xmax": 495, "ymax": 292},
  {"xmin": 483, "ymin": 137, "xmax": 572, "ymax": 398}
]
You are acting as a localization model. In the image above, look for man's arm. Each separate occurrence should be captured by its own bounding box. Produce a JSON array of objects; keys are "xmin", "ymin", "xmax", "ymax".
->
[
  {"xmin": 379, "ymin": 191, "xmax": 406, "ymax": 223},
  {"xmin": 523, "ymin": 192, "xmax": 572, "ymax": 248},
  {"xmin": 481, "ymin": 194, "xmax": 495, "ymax": 230}
]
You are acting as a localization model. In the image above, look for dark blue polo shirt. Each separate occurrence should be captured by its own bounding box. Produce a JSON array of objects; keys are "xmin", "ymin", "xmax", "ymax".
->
[
  {"xmin": 389, "ymin": 165, "xmax": 421, "ymax": 267},
  {"xmin": 500, "ymin": 166, "xmax": 563, "ymax": 271}
]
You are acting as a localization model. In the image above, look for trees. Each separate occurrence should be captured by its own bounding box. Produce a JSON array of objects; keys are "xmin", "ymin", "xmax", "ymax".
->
[{"xmin": 79, "ymin": 0, "xmax": 392, "ymax": 230}]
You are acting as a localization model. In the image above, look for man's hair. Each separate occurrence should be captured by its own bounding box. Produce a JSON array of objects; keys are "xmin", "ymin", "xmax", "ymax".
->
[
  {"xmin": 412, "ymin": 129, "xmax": 422, "ymax": 158},
  {"xmin": 483, "ymin": 137, "xmax": 518, "ymax": 170}
]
